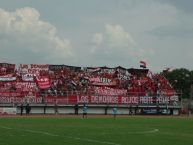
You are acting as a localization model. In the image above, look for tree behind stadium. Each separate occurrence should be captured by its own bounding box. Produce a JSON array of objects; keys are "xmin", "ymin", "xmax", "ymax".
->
[{"xmin": 163, "ymin": 68, "xmax": 193, "ymax": 98}]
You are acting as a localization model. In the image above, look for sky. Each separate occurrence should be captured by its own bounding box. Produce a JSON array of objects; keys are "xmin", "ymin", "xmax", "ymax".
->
[{"xmin": 0, "ymin": 0, "xmax": 193, "ymax": 72}]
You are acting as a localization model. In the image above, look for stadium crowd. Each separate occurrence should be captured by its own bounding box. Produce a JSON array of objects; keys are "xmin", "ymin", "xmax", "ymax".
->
[{"xmin": 0, "ymin": 63, "xmax": 175, "ymax": 98}]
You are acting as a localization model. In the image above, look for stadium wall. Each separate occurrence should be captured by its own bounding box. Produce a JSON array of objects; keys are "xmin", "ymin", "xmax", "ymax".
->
[{"xmin": 0, "ymin": 104, "xmax": 180, "ymax": 115}]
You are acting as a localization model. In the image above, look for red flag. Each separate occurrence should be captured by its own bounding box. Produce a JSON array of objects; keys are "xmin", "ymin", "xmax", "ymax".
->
[{"xmin": 36, "ymin": 76, "xmax": 51, "ymax": 89}]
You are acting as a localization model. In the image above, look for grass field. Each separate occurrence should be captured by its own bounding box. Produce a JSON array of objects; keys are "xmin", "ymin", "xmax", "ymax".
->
[{"xmin": 0, "ymin": 115, "xmax": 193, "ymax": 145}]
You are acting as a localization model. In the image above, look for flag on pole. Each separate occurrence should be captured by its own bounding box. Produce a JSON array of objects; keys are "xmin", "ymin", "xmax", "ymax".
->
[
  {"xmin": 140, "ymin": 61, "xmax": 146, "ymax": 68},
  {"xmin": 163, "ymin": 67, "xmax": 170, "ymax": 73}
]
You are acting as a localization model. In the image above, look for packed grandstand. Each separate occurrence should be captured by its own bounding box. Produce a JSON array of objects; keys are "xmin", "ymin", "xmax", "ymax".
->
[{"xmin": 0, "ymin": 63, "xmax": 179, "ymax": 106}]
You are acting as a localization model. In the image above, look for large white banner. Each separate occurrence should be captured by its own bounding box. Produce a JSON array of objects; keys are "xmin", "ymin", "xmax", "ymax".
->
[
  {"xmin": 0, "ymin": 107, "xmax": 17, "ymax": 115},
  {"xmin": 19, "ymin": 64, "xmax": 49, "ymax": 76}
]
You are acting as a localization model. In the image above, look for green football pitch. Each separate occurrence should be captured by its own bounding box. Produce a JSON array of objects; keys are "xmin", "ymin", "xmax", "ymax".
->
[{"xmin": 0, "ymin": 116, "xmax": 193, "ymax": 145}]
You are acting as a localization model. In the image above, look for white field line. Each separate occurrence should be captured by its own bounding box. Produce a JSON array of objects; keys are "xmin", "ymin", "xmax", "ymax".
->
[
  {"xmin": 101, "ymin": 129, "xmax": 159, "ymax": 135},
  {"xmin": 0, "ymin": 126, "xmax": 120, "ymax": 145},
  {"xmin": 0, "ymin": 126, "xmax": 13, "ymax": 130},
  {"xmin": 136, "ymin": 129, "xmax": 159, "ymax": 134}
]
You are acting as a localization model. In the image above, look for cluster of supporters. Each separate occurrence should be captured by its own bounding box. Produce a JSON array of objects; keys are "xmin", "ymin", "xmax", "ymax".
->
[{"xmin": 0, "ymin": 63, "xmax": 175, "ymax": 97}]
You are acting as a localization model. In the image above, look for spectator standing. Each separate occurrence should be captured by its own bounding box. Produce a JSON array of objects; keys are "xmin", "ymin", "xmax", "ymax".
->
[
  {"xmin": 20, "ymin": 103, "xmax": 24, "ymax": 116},
  {"xmin": 44, "ymin": 103, "xmax": 47, "ymax": 115},
  {"xmin": 25, "ymin": 103, "xmax": 31, "ymax": 115},
  {"xmin": 83, "ymin": 104, "xmax": 88, "ymax": 118},
  {"xmin": 74, "ymin": 103, "xmax": 79, "ymax": 115},
  {"xmin": 113, "ymin": 107, "xmax": 118, "ymax": 119},
  {"xmin": 129, "ymin": 105, "xmax": 133, "ymax": 115},
  {"xmin": 54, "ymin": 103, "xmax": 58, "ymax": 115},
  {"xmin": 105, "ymin": 105, "xmax": 109, "ymax": 115}
]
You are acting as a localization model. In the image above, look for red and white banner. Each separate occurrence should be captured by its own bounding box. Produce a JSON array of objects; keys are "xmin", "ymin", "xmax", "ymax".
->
[
  {"xmin": 43, "ymin": 95, "xmax": 177, "ymax": 105},
  {"xmin": 0, "ymin": 77, "xmax": 16, "ymax": 81},
  {"xmin": 76, "ymin": 95, "xmax": 178, "ymax": 104},
  {"xmin": 0, "ymin": 95, "xmax": 179, "ymax": 105},
  {"xmin": 44, "ymin": 96, "xmax": 68, "ymax": 104},
  {"xmin": 22, "ymin": 74, "xmax": 34, "ymax": 81},
  {"xmin": 89, "ymin": 77, "xmax": 116, "ymax": 86},
  {"xmin": 19, "ymin": 64, "xmax": 49, "ymax": 76},
  {"xmin": 36, "ymin": 76, "xmax": 50, "ymax": 89},
  {"xmin": 43, "ymin": 96, "xmax": 137, "ymax": 104},
  {"xmin": 94, "ymin": 87, "xmax": 127, "ymax": 96},
  {"xmin": 76, "ymin": 96, "xmax": 138, "ymax": 104},
  {"xmin": 0, "ymin": 96, "xmax": 42, "ymax": 104},
  {"xmin": 0, "ymin": 63, "xmax": 15, "ymax": 76},
  {"xmin": 160, "ymin": 90, "xmax": 175, "ymax": 96},
  {"xmin": 15, "ymin": 82, "xmax": 37, "ymax": 92},
  {"xmin": 0, "ymin": 74, "xmax": 13, "ymax": 77},
  {"xmin": 91, "ymin": 81, "xmax": 116, "ymax": 86},
  {"xmin": 0, "ymin": 92, "xmax": 22, "ymax": 97},
  {"xmin": 86, "ymin": 67, "xmax": 101, "ymax": 73},
  {"xmin": 0, "ymin": 91, "xmax": 38, "ymax": 97}
]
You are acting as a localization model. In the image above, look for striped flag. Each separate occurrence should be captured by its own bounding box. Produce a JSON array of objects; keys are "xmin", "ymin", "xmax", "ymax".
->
[{"xmin": 140, "ymin": 61, "xmax": 146, "ymax": 68}]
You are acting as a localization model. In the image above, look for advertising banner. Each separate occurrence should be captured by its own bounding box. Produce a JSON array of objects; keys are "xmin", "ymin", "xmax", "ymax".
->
[{"xmin": 0, "ymin": 107, "xmax": 17, "ymax": 115}]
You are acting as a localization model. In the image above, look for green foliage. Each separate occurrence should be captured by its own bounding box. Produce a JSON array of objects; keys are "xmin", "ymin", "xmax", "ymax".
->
[{"xmin": 163, "ymin": 68, "xmax": 193, "ymax": 98}]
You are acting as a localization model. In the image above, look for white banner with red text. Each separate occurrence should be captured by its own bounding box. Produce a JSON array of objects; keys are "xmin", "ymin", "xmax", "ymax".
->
[{"xmin": 19, "ymin": 64, "xmax": 49, "ymax": 76}]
